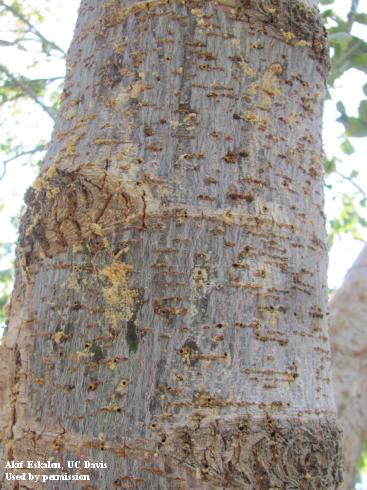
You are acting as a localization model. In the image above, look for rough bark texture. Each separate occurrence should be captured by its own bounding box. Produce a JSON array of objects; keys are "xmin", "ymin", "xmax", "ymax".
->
[
  {"xmin": 0, "ymin": 0, "xmax": 342, "ymax": 488},
  {"xmin": 330, "ymin": 243, "xmax": 367, "ymax": 490}
]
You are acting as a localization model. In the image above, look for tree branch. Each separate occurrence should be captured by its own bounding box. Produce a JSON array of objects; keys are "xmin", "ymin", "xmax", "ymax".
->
[
  {"xmin": 0, "ymin": 64, "xmax": 56, "ymax": 120},
  {"xmin": 0, "ymin": 0, "xmax": 66, "ymax": 56},
  {"xmin": 347, "ymin": 0, "xmax": 360, "ymax": 32},
  {"xmin": 0, "ymin": 145, "xmax": 46, "ymax": 180},
  {"xmin": 336, "ymin": 170, "xmax": 367, "ymax": 200}
]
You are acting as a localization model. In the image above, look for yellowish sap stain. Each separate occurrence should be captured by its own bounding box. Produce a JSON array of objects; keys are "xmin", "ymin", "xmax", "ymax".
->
[{"xmin": 100, "ymin": 263, "xmax": 139, "ymax": 325}]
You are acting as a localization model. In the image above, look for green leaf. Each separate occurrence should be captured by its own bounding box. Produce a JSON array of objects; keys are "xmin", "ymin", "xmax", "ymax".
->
[
  {"xmin": 351, "ymin": 53, "xmax": 367, "ymax": 74},
  {"xmin": 340, "ymin": 139, "xmax": 355, "ymax": 155},
  {"xmin": 363, "ymin": 83, "xmax": 367, "ymax": 96},
  {"xmin": 358, "ymin": 100, "xmax": 367, "ymax": 124},
  {"xmin": 344, "ymin": 117, "xmax": 367, "ymax": 137},
  {"xmin": 336, "ymin": 100, "xmax": 367, "ymax": 137},
  {"xmin": 336, "ymin": 101, "xmax": 346, "ymax": 115},
  {"xmin": 328, "ymin": 31, "xmax": 353, "ymax": 50},
  {"xmin": 328, "ymin": 20, "xmax": 350, "ymax": 36},
  {"xmin": 324, "ymin": 157, "xmax": 337, "ymax": 175},
  {"xmin": 354, "ymin": 13, "xmax": 367, "ymax": 25},
  {"xmin": 358, "ymin": 441, "xmax": 367, "ymax": 472},
  {"xmin": 329, "ymin": 37, "xmax": 367, "ymax": 82},
  {"xmin": 320, "ymin": 0, "xmax": 335, "ymax": 4},
  {"xmin": 321, "ymin": 9, "xmax": 335, "ymax": 20},
  {"xmin": 328, "ymin": 193, "xmax": 367, "ymax": 247}
]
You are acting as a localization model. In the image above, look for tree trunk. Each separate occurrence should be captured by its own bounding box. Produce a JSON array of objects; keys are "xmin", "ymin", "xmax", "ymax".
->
[
  {"xmin": 330, "ymin": 243, "xmax": 367, "ymax": 490},
  {"xmin": 0, "ymin": 0, "xmax": 342, "ymax": 488}
]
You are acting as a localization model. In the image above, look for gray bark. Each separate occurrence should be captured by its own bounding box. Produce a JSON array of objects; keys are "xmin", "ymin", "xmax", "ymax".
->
[
  {"xmin": 0, "ymin": 0, "xmax": 342, "ymax": 488},
  {"xmin": 330, "ymin": 243, "xmax": 367, "ymax": 490}
]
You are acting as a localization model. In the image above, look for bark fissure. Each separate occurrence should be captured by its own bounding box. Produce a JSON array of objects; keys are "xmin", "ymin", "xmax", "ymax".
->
[
  {"xmin": 98, "ymin": 0, "xmax": 329, "ymax": 70},
  {"xmin": 0, "ymin": 0, "xmax": 342, "ymax": 488}
]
